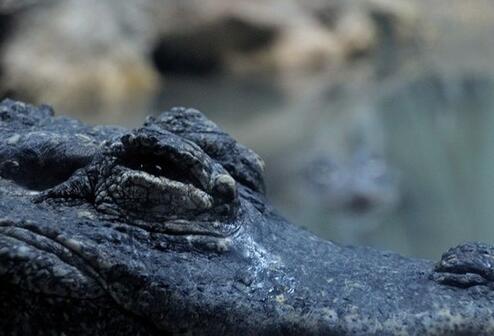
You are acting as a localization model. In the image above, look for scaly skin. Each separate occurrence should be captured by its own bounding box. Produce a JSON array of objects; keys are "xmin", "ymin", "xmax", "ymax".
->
[{"xmin": 0, "ymin": 99, "xmax": 494, "ymax": 335}]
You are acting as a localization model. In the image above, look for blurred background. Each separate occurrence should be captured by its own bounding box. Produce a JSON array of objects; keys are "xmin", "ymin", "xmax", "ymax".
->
[{"xmin": 1, "ymin": 0, "xmax": 494, "ymax": 259}]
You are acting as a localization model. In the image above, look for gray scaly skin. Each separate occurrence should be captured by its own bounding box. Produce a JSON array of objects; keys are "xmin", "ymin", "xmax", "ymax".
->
[{"xmin": 0, "ymin": 99, "xmax": 494, "ymax": 335}]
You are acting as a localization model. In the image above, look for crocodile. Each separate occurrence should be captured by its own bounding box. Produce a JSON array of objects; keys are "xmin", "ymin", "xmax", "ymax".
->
[{"xmin": 0, "ymin": 98, "xmax": 494, "ymax": 335}]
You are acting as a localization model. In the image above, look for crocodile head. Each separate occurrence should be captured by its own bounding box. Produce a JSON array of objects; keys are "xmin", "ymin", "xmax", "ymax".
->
[{"xmin": 1, "ymin": 99, "xmax": 494, "ymax": 335}]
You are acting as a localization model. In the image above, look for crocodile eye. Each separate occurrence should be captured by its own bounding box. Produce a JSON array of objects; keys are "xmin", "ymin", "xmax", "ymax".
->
[
  {"xmin": 118, "ymin": 148, "xmax": 203, "ymax": 191},
  {"xmin": 93, "ymin": 129, "xmax": 238, "ymax": 226},
  {"xmin": 97, "ymin": 151, "xmax": 213, "ymax": 218}
]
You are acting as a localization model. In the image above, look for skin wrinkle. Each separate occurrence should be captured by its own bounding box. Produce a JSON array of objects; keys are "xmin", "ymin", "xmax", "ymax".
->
[
  {"xmin": 0, "ymin": 220, "xmax": 109, "ymax": 289},
  {"xmin": 0, "ymin": 230, "xmax": 104, "ymax": 298},
  {"xmin": 0, "ymin": 218, "xmax": 166, "ymax": 332}
]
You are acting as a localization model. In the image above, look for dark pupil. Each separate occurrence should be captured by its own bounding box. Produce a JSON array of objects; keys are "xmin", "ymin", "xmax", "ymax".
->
[
  {"xmin": 119, "ymin": 152, "xmax": 202, "ymax": 189},
  {"xmin": 138, "ymin": 163, "xmax": 164, "ymax": 177}
]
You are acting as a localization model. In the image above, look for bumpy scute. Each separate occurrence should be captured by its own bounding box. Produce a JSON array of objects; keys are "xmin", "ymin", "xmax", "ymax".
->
[
  {"xmin": 432, "ymin": 242, "xmax": 494, "ymax": 288},
  {"xmin": 146, "ymin": 107, "xmax": 266, "ymax": 193}
]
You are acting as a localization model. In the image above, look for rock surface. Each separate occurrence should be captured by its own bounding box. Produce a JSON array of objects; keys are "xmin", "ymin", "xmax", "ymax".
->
[{"xmin": 0, "ymin": 0, "xmax": 419, "ymax": 113}]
